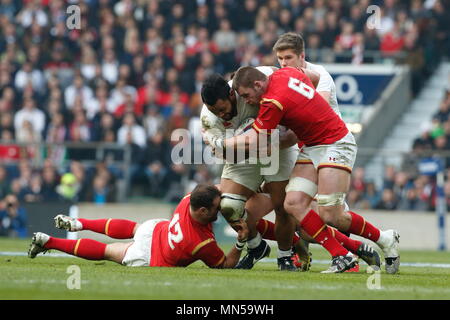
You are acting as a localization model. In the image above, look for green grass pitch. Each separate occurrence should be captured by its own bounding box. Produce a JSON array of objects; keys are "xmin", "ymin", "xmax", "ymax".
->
[{"xmin": 1, "ymin": 238, "xmax": 450, "ymax": 300}]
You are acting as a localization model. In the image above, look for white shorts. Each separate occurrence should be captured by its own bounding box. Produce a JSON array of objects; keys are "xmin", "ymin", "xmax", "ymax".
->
[
  {"xmin": 299, "ymin": 132, "xmax": 357, "ymax": 173},
  {"xmin": 221, "ymin": 145, "xmax": 299, "ymax": 192},
  {"xmin": 121, "ymin": 219, "xmax": 168, "ymax": 267}
]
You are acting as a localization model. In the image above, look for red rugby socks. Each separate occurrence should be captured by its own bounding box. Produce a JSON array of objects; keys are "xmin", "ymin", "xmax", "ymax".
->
[
  {"xmin": 347, "ymin": 211, "xmax": 381, "ymax": 242},
  {"xmin": 300, "ymin": 210, "xmax": 348, "ymax": 257},
  {"xmin": 257, "ymin": 215, "xmax": 365, "ymax": 255},
  {"xmin": 78, "ymin": 218, "xmax": 137, "ymax": 239},
  {"xmin": 257, "ymin": 219, "xmax": 300, "ymax": 245},
  {"xmin": 44, "ymin": 237, "xmax": 106, "ymax": 260},
  {"xmin": 330, "ymin": 227, "xmax": 362, "ymax": 253}
]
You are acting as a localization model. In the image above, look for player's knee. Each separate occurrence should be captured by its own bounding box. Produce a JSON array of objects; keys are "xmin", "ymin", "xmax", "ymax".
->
[
  {"xmin": 220, "ymin": 193, "xmax": 247, "ymax": 223},
  {"xmin": 284, "ymin": 195, "xmax": 310, "ymax": 217},
  {"xmin": 283, "ymin": 197, "xmax": 296, "ymax": 214},
  {"xmin": 316, "ymin": 192, "xmax": 346, "ymax": 226}
]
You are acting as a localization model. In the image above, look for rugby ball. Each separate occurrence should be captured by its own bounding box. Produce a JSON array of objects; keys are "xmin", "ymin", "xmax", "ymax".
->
[{"xmin": 234, "ymin": 118, "xmax": 255, "ymax": 136}]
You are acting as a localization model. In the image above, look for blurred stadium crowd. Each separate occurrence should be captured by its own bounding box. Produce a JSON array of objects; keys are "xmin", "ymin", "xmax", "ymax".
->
[{"xmin": 0, "ymin": 0, "xmax": 449, "ymax": 225}]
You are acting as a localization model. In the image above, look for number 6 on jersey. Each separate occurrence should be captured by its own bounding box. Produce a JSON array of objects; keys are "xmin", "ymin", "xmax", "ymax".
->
[{"xmin": 288, "ymin": 77, "xmax": 314, "ymax": 99}]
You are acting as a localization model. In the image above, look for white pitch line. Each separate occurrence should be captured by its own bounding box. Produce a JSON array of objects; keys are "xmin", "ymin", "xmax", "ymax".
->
[
  {"xmin": 261, "ymin": 258, "xmax": 450, "ymax": 269},
  {"xmin": 2, "ymin": 252, "xmax": 450, "ymax": 269},
  {"xmin": 1, "ymin": 251, "xmax": 74, "ymax": 258}
]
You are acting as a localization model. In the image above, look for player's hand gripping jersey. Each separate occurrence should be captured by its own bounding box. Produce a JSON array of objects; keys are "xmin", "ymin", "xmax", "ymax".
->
[
  {"xmin": 150, "ymin": 194, "xmax": 226, "ymax": 268},
  {"xmin": 252, "ymin": 67, "xmax": 348, "ymax": 147}
]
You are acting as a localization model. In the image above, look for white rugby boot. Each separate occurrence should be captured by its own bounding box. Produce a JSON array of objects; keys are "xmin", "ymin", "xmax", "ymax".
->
[
  {"xmin": 28, "ymin": 232, "xmax": 50, "ymax": 259},
  {"xmin": 376, "ymin": 229, "xmax": 400, "ymax": 274},
  {"xmin": 54, "ymin": 214, "xmax": 82, "ymax": 232}
]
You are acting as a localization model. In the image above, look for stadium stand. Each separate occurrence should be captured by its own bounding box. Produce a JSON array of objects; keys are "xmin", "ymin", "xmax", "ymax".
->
[{"xmin": 0, "ymin": 0, "xmax": 449, "ymax": 219}]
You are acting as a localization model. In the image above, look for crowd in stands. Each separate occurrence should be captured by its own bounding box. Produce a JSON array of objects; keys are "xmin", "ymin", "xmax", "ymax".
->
[
  {"xmin": 348, "ymin": 87, "xmax": 450, "ymax": 212},
  {"xmin": 348, "ymin": 164, "xmax": 450, "ymax": 212},
  {"xmin": 0, "ymin": 0, "xmax": 449, "ymax": 226}
]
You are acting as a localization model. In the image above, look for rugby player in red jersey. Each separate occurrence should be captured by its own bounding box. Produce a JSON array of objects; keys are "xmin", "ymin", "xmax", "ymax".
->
[
  {"xmin": 272, "ymin": 32, "xmax": 400, "ymax": 274},
  {"xmin": 221, "ymin": 66, "xmax": 398, "ymax": 273},
  {"xmin": 28, "ymin": 184, "xmax": 248, "ymax": 269}
]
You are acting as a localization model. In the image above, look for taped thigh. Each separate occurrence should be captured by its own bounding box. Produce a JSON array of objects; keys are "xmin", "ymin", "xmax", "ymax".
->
[
  {"xmin": 285, "ymin": 177, "xmax": 318, "ymax": 198},
  {"xmin": 316, "ymin": 192, "xmax": 346, "ymax": 207},
  {"xmin": 220, "ymin": 193, "xmax": 248, "ymax": 223}
]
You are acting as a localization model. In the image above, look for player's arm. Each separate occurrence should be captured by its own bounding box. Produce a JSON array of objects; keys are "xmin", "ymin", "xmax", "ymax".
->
[
  {"xmin": 279, "ymin": 128, "xmax": 298, "ymax": 149},
  {"xmin": 300, "ymin": 68, "xmax": 320, "ymax": 89},
  {"xmin": 223, "ymin": 100, "xmax": 283, "ymax": 153},
  {"xmin": 223, "ymin": 127, "xmax": 259, "ymax": 153},
  {"xmin": 197, "ymin": 219, "xmax": 249, "ymax": 269},
  {"xmin": 221, "ymin": 219, "xmax": 249, "ymax": 268},
  {"xmin": 201, "ymin": 111, "xmax": 226, "ymax": 150},
  {"xmin": 314, "ymin": 68, "xmax": 334, "ymax": 103},
  {"xmin": 197, "ymin": 243, "xmax": 242, "ymax": 269}
]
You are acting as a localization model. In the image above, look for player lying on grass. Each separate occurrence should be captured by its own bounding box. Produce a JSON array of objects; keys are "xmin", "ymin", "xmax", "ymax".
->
[{"xmin": 28, "ymin": 184, "xmax": 248, "ymax": 268}]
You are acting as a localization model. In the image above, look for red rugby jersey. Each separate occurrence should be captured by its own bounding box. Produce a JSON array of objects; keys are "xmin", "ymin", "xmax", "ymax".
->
[
  {"xmin": 150, "ymin": 194, "xmax": 225, "ymax": 268},
  {"xmin": 252, "ymin": 67, "xmax": 348, "ymax": 146}
]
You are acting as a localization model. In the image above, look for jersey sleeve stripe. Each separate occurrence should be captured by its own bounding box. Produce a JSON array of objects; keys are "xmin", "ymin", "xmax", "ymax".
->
[
  {"xmin": 191, "ymin": 238, "xmax": 215, "ymax": 256},
  {"xmin": 213, "ymin": 255, "xmax": 226, "ymax": 267},
  {"xmin": 261, "ymin": 98, "xmax": 284, "ymax": 110}
]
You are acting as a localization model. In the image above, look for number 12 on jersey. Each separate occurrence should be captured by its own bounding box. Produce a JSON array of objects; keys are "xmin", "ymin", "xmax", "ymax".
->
[
  {"xmin": 288, "ymin": 77, "xmax": 314, "ymax": 99},
  {"xmin": 168, "ymin": 213, "xmax": 183, "ymax": 249}
]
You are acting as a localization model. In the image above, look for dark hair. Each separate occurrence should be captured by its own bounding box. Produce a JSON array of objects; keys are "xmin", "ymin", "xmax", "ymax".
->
[
  {"xmin": 201, "ymin": 74, "xmax": 231, "ymax": 106},
  {"xmin": 190, "ymin": 184, "xmax": 221, "ymax": 210}
]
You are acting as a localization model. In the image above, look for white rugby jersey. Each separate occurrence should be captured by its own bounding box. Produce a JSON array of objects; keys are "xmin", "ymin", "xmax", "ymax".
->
[{"xmin": 305, "ymin": 61, "xmax": 342, "ymax": 119}]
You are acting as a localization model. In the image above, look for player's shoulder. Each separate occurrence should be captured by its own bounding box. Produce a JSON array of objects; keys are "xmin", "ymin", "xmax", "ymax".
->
[
  {"xmin": 175, "ymin": 193, "xmax": 192, "ymax": 214},
  {"xmin": 273, "ymin": 66, "xmax": 301, "ymax": 75},
  {"xmin": 271, "ymin": 67, "xmax": 308, "ymax": 82},
  {"xmin": 268, "ymin": 67, "xmax": 302, "ymax": 89},
  {"xmin": 262, "ymin": 70, "xmax": 294, "ymax": 106},
  {"xmin": 306, "ymin": 61, "xmax": 332, "ymax": 77}
]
